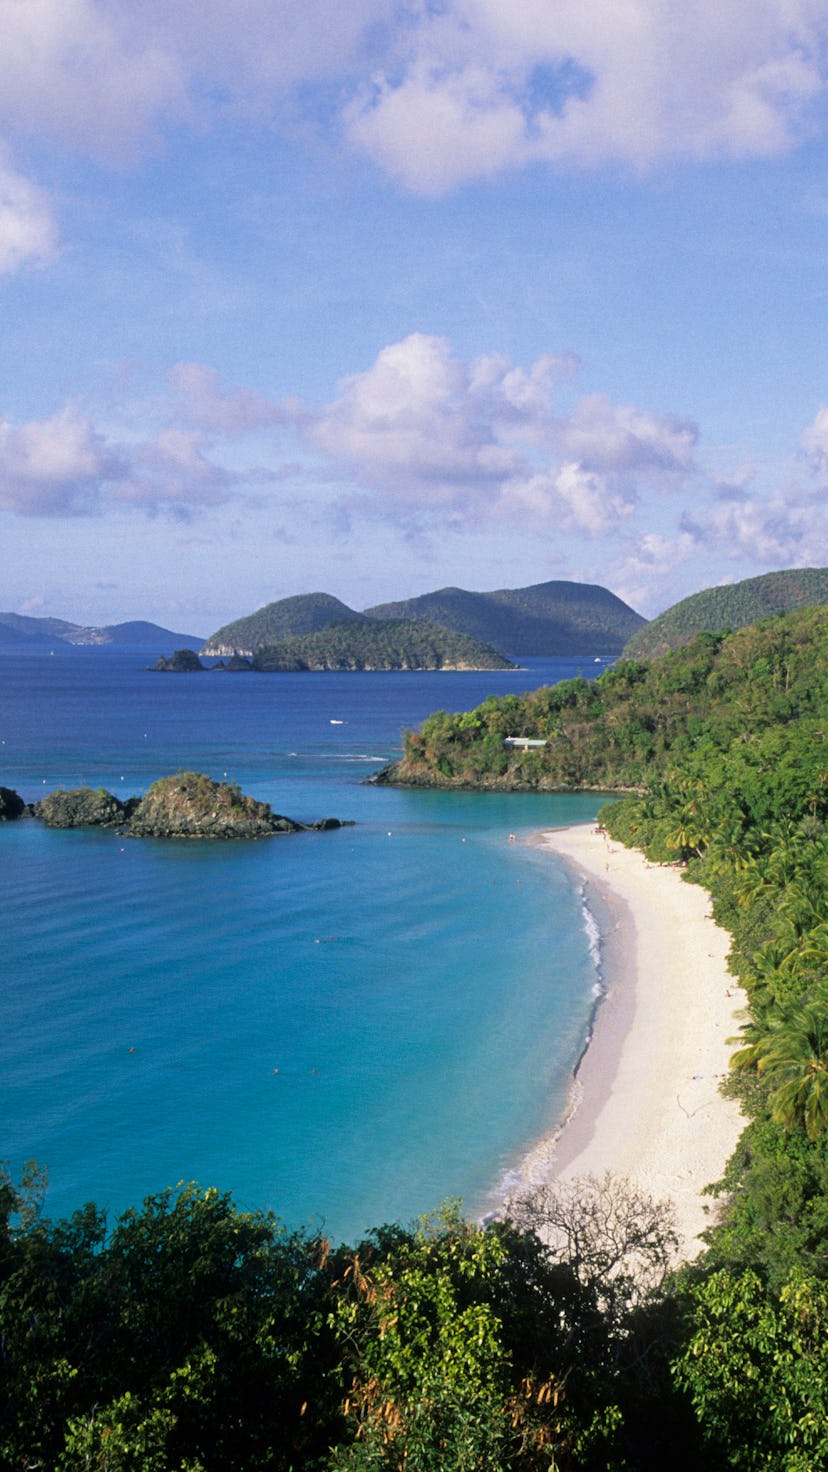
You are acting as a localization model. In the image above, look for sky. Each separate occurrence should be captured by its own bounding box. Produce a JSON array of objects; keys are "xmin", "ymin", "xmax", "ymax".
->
[{"xmin": 3, "ymin": 1, "xmax": 828, "ymax": 634}]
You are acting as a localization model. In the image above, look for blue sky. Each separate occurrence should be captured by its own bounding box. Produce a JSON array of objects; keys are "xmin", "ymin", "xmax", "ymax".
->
[{"xmin": 3, "ymin": 1, "xmax": 828, "ymax": 634}]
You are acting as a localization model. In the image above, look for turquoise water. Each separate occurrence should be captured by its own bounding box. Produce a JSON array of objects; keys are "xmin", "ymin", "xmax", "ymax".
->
[{"xmin": 0, "ymin": 649, "xmax": 606, "ymax": 1241}]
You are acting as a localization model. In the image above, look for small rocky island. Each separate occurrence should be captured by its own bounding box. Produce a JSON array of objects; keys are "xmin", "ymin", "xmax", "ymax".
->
[
  {"xmin": 0, "ymin": 785, "xmax": 25, "ymax": 821},
  {"xmin": 7, "ymin": 772, "xmax": 348, "ymax": 840}
]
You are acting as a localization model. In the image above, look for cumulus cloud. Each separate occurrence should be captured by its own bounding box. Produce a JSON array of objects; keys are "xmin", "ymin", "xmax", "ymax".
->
[
  {"xmin": 167, "ymin": 362, "xmax": 295, "ymax": 436},
  {"xmin": 0, "ymin": 390, "xmax": 257, "ymax": 519},
  {"xmin": 306, "ymin": 332, "xmax": 694, "ymax": 531},
  {"xmin": 680, "ymin": 493, "xmax": 822, "ymax": 566},
  {"xmin": 345, "ymin": 0, "xmax": 828, "ymax": 190},
  {"xmin": 0, "ymin": 338, "xmax": 700, "ymax": 538},
  {"xmin": 0, "ymin": 406, "xmax": 116, "ymax": 514},
  {"xmin": 665, "ymin": 403, "xmax": 828, "ymax": 571},
  {"xmin": 0, "ymin": 0, "xmax": 825, "ymax": 205},
  {"xmin": 0, "ymin": 149, "xmax": 57, "ymax": 273},
  {"xmin": 0, "ymin": 0, "xmax": 391, "ymax": 164},
  {"xmin": 801, "ymin": 403, "xmax": 828, "ymax": 470}
]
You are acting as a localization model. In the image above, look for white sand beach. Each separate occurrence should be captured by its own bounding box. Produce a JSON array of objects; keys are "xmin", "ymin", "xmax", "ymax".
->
[{"xmin": 535, "ymin": 823, "xmax": 747, "ymax": 1259}]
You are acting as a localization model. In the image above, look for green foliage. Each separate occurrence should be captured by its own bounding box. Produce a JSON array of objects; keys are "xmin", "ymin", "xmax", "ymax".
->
[
  {"xmin": 1, "ymin": 1180, "xmax": 680, "ymax": 1472},
  {"xmin": 203, "ymin": 593, "xmax": 367, "ymax": 652},
  {"xmin": 674, "ymin": 1268, "xmax": 828, "ymax": 1470},
  {"xmin": 624, "ymin": 566, "xmax": 828, "ymax": 658},
  {"xmin": 390, "ymin": 606, "xmax": 828, "ymax": 794},
  {"xmin": 252, "ymin": 620, "xmax": 513, "ymax": 671},
  {"xmin": 732, "ymin": 985, "xmax": 828, "ymax": 1141},
  {"xmin": 0, "ymin": 1177, "xmax": 338, "ymax": 1472},
  {"xmin": 365, "ymin": 579, "xmax": 644, "ymax": 655}
]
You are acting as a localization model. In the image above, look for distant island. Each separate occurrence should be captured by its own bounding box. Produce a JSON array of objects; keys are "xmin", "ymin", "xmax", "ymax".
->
[
  {"xmin": 201, "ymin": 580, "xmax": 645, "ymax": 658},
  {"xmin": 15, "ymin": 568, "xmax": 828, "ymax": 665},
  {"xmin": 161, "ymin": 620, "xmax": 515, "ymax": 672},
  {"xmin": 3, "ymin": 772, "xmax": 348, "ymax": 840},
  {"xmin": 0, "ymin": 613, "xmax": 204, "ymax": 650}
]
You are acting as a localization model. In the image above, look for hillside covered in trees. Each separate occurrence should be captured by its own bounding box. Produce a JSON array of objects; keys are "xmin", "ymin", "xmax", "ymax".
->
[
  {"xmin": 6, "ymin": 605, "xmax": 828, "ymax": 1468},
  {"xmin": 365, "ymin": 579, "xmax": 644, "ymax": 654},
  {"xmin": 379, "ymin": 606, "xmax": 828, "ymax": 794},
  {"xmin": 251, "ymin": 620, "xmax": 514, "ymax": 671},
  {"xmin": 623, "ymin": 566, "xmax": 828, "ymax": 658},
  {"xmin": 202, "ymin": 594, "xmax": 367, "ymax": 654},
  {"xmin": 201, "ymin": 580, "xmax": 644, "ymax": 657}
]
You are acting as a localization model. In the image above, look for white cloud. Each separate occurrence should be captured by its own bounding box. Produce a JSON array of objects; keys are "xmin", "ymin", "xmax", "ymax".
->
[
  {"xmin": 801, "ymin": 403, "xmax": 828, "ymax": 469},
  {"xmin": 345, "ymin": 0, "xmax": 828, "ymax": 191},
  {"xmin": 0, "ymin": 406, "xmax": 115, "ymax": 514},
  {"xmin": 167, "ymin": 362, "xmax": 293, "ymax": 435},
  {"xmin": 560, "ymin": 395, "xmax": 697, "ymax": 474},
  {"xmin": 0, "ymin": 0, "xmax": 186, "ymax": 164},
  {"xmin": 0, "ymin": 0, "xmax": 825, "ymax": 202},
  {"xmin": 0, "ymin": 394, "xmax": 249, "ymax": 518},
  {"xmin": 0, "ymin": 149, "xmax": 56, "ymax": 273},
  {"xmin": 307, "ymin": 333, "xmax": 695, "ymax": 528},
  {"xmin": 0, "ymin": 0, "xmax": 392, "ymax": 164},
  {"xmin": 680, "ymin": 493, "xmax": 821, "ymax": 566}
]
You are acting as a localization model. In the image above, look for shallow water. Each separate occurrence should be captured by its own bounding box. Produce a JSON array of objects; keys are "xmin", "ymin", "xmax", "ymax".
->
[{"xmin": 1, "ymin": 648, "xmax": 606, "ymax": 1240}]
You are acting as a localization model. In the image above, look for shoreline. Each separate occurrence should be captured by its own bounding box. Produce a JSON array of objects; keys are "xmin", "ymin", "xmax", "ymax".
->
[{"xmin": 509, "ymin": 823, "xmax": 747, "ymax": 1260}]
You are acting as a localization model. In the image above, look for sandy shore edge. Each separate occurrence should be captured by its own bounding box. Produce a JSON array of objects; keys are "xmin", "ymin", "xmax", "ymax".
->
[{"xmin": 525, "ymin": 823, "xmax": 747, "ymax": 1259}]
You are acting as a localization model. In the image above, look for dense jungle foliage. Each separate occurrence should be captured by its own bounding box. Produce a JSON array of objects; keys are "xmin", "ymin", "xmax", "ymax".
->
[
  {"xmin": 251, "ymin": 620, "xmax": 513, "ymax": 671},
  {"xmin": 203, "ymin": 595, "xmax": 367, "ymax": 653},
  {"xmin": 623, "ymin": 566, "xmax": 828, "ymax": 658},
  {"xmin": 364, "ymin": 580, "xmax": 644, "ymax": 656},
  {"xmin": 5, "ymin": 605, "xmax": 828, "ymax": 1470}
]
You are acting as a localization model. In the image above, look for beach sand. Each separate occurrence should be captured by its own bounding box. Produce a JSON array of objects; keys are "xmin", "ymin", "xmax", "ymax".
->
[{"xmin": 534, "ymin": 823, "xmax": 747, "ymax": 1260}]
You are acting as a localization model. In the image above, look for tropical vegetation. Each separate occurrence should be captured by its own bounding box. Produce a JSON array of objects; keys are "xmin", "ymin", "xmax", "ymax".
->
[
  {"xmin": 7, "ymin": 603, "xmax": 828, "ymax": 1467},
  {"xmin": 251, "ymin": 620, "xmax": 514, "ymax": 671},
  {"xmin": 623, "ymin": 565, "xmax": 828, "ymax": 658},
  {"xmin": 365, "ymin": 579, "xmax": 644, "ymax": 655},
  {"xmin": 202, "ymin": 594, "xmax": 367, "ymax": 654},
  {"xmin": 201, "ymin": 579, "xmax": 645, "ymax": 658}
]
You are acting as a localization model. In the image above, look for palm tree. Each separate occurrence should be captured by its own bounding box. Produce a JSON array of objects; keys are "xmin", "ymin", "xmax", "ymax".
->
[{"xmin": 733, "ymin": 988, "xmax": 828, "ymax": 1141}]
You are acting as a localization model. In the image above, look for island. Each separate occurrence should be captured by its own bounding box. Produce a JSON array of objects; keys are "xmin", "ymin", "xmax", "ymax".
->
[
  {"xmin": 155, "ymin": 621, "xmax": 516, "ymax": 672},
  {"xmin": 27, "ymin": 772, "xmax": 349, "ymax": 840}
]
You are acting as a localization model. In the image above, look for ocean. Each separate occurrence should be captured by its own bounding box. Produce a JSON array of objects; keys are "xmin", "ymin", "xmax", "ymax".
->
[{"xmin": 0, "ymin": 646, "xmax": 608, "ymax": 1243}]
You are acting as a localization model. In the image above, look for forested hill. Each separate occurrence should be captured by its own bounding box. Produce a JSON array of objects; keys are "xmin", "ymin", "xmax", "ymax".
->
[
  {"xmin": 623, "ymin": 566, "xmax": 828, "ymax": 658},
  {"xmin": 202, "ymin": 579, "xmax": 645, "ymax": 656},
  {"xmin": 251, "ymin": 620, "xmax": 514, "ymax": 671},
  {"xmin": 378, "ymin": 606, "xmax": 828, "ymax": 792},
  {"xmin": 202, "ymin": 593, "xmax": 366, "ymax": 654},
  {"xmin": 366, "ymin": 579, "xmax": 644, "ymax": 654}
]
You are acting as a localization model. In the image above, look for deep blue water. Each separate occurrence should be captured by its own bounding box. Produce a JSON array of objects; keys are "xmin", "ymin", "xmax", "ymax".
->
[{"xmin": 0, "ymin": 647, "xmax": 608, "ymax": 1241}]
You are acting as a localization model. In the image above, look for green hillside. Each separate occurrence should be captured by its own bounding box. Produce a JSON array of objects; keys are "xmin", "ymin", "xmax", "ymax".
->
[
  {"xmin": 252, "ymin": 620, "xmax": 514, "ymax": 671},
  {"xmin": 202, "ymin": 593, "xmax": 367, "ymax": 654},
  {"xmin": 624, "ymin": 566, "xmax": 828, "ymax": 658},
  {"xmin": 366, "ymin": 579, "xmax": 644, "ymax": 654},
  {"xmin": 379, "ymin": 606, "xmax": 828, "ymax": 792}
]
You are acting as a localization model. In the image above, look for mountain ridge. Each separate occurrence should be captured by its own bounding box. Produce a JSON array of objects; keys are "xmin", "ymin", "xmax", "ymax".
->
[{"xmin": 202, "ymin": 580, "xmax": 645, "ymax": 657}]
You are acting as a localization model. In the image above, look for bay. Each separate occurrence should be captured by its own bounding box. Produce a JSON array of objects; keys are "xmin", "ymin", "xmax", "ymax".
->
[{"xmin": 0, "ymin": 647, "xmax": 607, "ymax": 1242}]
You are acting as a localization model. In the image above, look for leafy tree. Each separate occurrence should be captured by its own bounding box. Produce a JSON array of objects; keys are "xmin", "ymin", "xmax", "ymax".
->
[
  {"xmin": 674, "ymin": 1268, "xmax": 828, "ymax": 1470},
  {"xmin": 732, "ymin": 986, "xmax": 828, "ymax": 1141}
]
